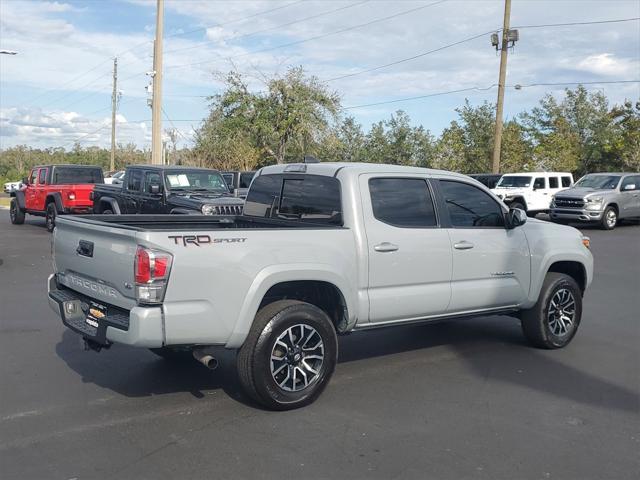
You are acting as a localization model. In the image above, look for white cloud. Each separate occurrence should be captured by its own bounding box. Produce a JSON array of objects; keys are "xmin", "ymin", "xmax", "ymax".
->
[{"xmin": 576, "ymin": 53, "xmax": 637, "ymax": 77}]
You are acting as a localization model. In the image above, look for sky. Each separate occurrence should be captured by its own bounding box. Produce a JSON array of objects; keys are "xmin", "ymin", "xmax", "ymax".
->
[{"xmin": 0, "ymin": 0, "xmax": 638, "ymax": 150}]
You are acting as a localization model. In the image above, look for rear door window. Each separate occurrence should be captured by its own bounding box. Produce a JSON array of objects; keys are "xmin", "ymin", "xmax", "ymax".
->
[
  {"xmin": 369, "ymin": 178, "xmax": 437, "ymax": 228},
  {"xmin": 549, "ymin": 177, "xmax": 559, "ymax": 188},
  {"xmin": 561, "ymin": 176, "xmax": 572, "ymax": 187}
]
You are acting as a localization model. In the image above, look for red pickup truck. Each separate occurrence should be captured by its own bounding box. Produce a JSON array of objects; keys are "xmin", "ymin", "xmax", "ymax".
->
[{"xmin": 9, "ymin": 164, "xmax": 104, "ymax": 232}]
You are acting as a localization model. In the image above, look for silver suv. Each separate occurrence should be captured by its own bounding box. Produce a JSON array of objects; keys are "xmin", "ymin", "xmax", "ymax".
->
[{"xmin": 551, "ymin": 173, "xmax": 640, "ymax": 230}]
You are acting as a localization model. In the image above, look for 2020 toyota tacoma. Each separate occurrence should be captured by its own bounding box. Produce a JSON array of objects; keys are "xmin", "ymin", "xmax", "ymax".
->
[{"xmin": 48, "ymin": 162, "xmax": 593, "ymax": 410}]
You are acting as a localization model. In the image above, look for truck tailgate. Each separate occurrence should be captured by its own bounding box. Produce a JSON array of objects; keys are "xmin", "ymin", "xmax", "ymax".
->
[{"xmin": 53, "ymin": 216, "xmax": 138, "ymax": 310}]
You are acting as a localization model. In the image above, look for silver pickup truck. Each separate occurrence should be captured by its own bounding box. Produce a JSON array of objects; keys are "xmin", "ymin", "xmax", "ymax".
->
[
  {"xmin": 48, "ymin": 163, "xmax": 593, "ymax": 410},
  {"xmin": 550, "ymin": 172, "xmax": 640, "ymax": 230}
]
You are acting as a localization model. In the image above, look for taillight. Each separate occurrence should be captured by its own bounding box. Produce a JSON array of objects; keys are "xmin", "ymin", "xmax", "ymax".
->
[
  {"xmin": 134, "ymin": 246, "xmax": 173, "ymax": 304},
  {"xmin": 67, "ymin": 192, "xmax": 76, "ymax": 200}
]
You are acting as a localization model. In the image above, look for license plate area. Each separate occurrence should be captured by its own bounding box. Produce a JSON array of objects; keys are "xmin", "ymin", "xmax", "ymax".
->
[{"xmin": 86, "ymin": 301, "xmax": 107, "ymax": 328}]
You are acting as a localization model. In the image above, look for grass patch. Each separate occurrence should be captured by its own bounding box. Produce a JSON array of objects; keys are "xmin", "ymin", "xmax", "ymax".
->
[{"xmin": 0, "ymin": 197, "xmax": 11, "ymax": 208}]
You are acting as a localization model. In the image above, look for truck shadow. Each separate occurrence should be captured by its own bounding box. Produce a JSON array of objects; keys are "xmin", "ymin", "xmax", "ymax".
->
[{"xmin": 55, "ymin": 317, "xmax": 638, "ymax": 413}]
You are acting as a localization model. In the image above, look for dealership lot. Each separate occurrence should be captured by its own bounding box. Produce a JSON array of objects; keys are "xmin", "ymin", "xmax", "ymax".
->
[{"xmin": 0, "ymin": 212, "xmax": 638, "ymax": 479}]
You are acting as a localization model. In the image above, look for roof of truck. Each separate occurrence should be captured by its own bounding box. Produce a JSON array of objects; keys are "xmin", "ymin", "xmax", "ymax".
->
[
  {"xmin": 259, "ymin": 162, "xmax": 472, "ymax": 180},
  {"xmin": 500, "ymin": 171, "xmax": 572, "ymax": 177},
  {"xmin": 126, "ymin": 165, "xmax": 220, "ymax": 171},
  {"xmin": 31, "ymin": 164, "xmax": 103, "ymax": 169}
]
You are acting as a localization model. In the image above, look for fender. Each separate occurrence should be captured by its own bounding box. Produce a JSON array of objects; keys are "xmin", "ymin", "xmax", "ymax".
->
[
  {"xmin": 225, "ymin": 264, "xmax": 358, "ymax": 349},
  {"xmin": 525, "ymin": 251, "xmax": 591, "ymax": 309},
  {"xmin": 98, "ymin": 196, "xmax": 121, "ymax": 214},
  {"xmin": 46, "ymin": 192, "xmax": 65, "ymax": 213},
  {"xmin": 11, "ymin": 190, "xmax": 26, "ymax": 212}
]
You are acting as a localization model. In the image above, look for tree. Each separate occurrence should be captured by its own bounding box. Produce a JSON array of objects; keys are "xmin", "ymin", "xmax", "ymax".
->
[
  {"xmin": 195, "ymin": 67, "xmax": 341, "ymax": 166},
  {"xmin": 610, "ymin": 100, "xmax": 640, "ymax": 172}
]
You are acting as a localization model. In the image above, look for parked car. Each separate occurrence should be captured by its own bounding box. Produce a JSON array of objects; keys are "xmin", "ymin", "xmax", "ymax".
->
[
  {"xmin": 91, "ymin": 165, "xmax": 244, "ymax": 215},
  {"xmin": 468, "ymin": 173, "xmax": 502, "ymax": 189},
  {"xmin": 550, "ymin": 172, "xmax": 640, "ymax": 230},
  {"xmin": 48, "ymin": 162, "xmax": 593, "ymax": 410},
  {"xmin": 492, "ymin": 171, "xmax": 573, "ymax": 216},
  {"xmin": 104, "ymin": 170, "xmax": 125, "ymax": 185},
  {"xmin": 3, "ymin": 180, "xmax": 22, "ymax": 193},
  {"xmin": 9, "ymin": 164, "xmax": 103, "ymax": 232},
  {"xmin": 222, "ymin": 171, "xmax": 256, "ymax": 198}
]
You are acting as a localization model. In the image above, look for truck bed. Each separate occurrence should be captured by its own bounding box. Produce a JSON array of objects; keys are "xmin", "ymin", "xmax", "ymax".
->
[{"xmin": 69, "ymin": 214, "xmax": 344, "ymax": 231}]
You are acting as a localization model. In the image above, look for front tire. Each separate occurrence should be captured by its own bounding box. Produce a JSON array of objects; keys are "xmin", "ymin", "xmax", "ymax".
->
[
  {"xmin": 237, "ymin": 300, "xmax": 338, "ymax": 410},
  {"xmin": 600, "ymin": 206, "xmax": 617, "ymax": 230},
  {"xmin": 521, "ymin": 272, "xmax": 582, "ymax": 349},
  {"xmin": 45, "ymin": 203, "xmax": 57, "ymax": 232},
  {"xmin": 9, "ymin": 198, "xmax": 25, "ymax": 224}
]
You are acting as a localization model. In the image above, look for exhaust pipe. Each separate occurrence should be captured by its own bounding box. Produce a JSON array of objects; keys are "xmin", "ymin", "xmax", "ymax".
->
[{"xmin": 192, "ymin": 349, "xmax": 218, "ymax": 370}]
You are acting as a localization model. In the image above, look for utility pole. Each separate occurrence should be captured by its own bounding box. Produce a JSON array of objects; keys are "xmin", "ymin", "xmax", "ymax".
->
[
  {"xmin": 151, "ymin": 0, "xmax": 165, "ymax": 165},
  {"xmin": 110, "ymin": 57, "xmax": 118, "ymax": 172},
  {"xmin": 491, "ymin": 0, "xmax": 513, "ymax": 174}
]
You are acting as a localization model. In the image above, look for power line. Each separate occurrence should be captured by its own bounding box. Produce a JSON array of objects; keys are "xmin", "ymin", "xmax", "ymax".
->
[
  {"xmin": 162, "ymin": 108, "xmax": 192, "ymax": 143},
  {"xmin": 165, "ymin": 0, "xmax": 448, "ymax": 70},
  {"xmin": 343, "ymin": 79, "xmax": 640, "ymax": 110},
  {"xmin": 513, "ymin": 17, "xmax": 639, "ymax": 29},
  {"xmin": 325, "ymin": 30, "xmax": 493, "ymax": 82},
  {"xmin": 164, "ymin": 1, "xmax": 370, "ymax": 55},
  {"xmin": 164, "ymin": 0, "xmax": 306, "ymax": 40}
]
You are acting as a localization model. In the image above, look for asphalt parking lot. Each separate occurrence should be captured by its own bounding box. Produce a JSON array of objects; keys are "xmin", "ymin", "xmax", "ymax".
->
[{"xmin": 0, "ymin": 211, "xmax": 638, "ymax": 480}]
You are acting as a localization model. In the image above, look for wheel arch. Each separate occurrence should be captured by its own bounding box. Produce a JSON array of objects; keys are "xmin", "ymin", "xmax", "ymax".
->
[
  {"xmin": 11, "ymin": 190, "xmax": 26, "ymax": 211},
  {"xmin": 45, "ymin": 192, "xmax": 65, "ymax": 212},
  {"xmin": 547, "ymin": 261, "xmax": 587, "ymax": 293},
  {"xmin": 97, "ymin": 196, "xmax": 121, "ymax": 214},
  {"xmin": 226, "ymin": 266, "xmax": 356, "ymax": 349}
]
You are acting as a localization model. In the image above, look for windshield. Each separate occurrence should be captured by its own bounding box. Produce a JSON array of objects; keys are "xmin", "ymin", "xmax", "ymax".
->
[
  {"xmin": 164, "ymin": 170, "xmax": 229, "ymax": 193},
  {"xmin": 574, "ymin": 175, "xmax": 621, "ymax": 190},
  {"xmin": 496, "ymin": 176, "xmax": 532, "ymax": 188}
]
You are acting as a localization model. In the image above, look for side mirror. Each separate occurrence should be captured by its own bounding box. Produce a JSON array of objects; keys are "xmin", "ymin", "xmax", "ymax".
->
[
  {"xmin": 506, "ymin": 208, "xmax": 527, "ymax": 229},
  {"xmin": 622, "ymin": 183, "xmax": 636, "ymax": 191},
  {"xmin": 150, "ymin": 184, "xmax": 163, "ymax": 194}
]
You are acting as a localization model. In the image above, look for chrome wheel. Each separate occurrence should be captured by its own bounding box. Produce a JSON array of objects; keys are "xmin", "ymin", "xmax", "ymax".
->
[
  {"xmin": 270, "ymin": 324, "xmax": 324, "ymax": 392},
  {"xmin": 605, "ymin": 209, "xmax": 617, "ymax": 228},
  {"xmin": 547, "ymin": 288, "xmax": 576, "ymax": 336}
]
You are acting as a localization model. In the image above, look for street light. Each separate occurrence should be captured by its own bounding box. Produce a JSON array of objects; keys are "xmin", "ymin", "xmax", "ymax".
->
[{"xmin": 0, "ymin": 50, "xmax": 18, "ymax": 55}]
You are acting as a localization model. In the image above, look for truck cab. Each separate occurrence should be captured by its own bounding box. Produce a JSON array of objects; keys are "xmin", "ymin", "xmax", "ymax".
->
[{"xmin": 9, "ymin": 164, "xmax": 103, "ymax": 232}]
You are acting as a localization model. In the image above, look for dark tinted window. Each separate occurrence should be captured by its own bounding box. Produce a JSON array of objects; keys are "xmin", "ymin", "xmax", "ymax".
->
[
  {"xmin": 240, "ymin": 172, "xmax": 255, "ymax": 188},
  {"xmin": 52, "ymin": 167, "xmax": 102, "ymax": 184},
  {"xmin": 440, "ymin": 180, "xmax": 504, "ymax": 227},
  {"xmin": 127, "ymin": 170, "xmax": 143, "ymax": 191},
  {"xmin": 244, "ymin": 174, "xmax": 342, "ymax": 224},
  {"xmin": 533, "ymin": 177, "xmax": 546, "ymax": 189},
  {"xmin": 38, "ymin": 168, "xmax": 47, "ymax": 184},
  {"xmin": 369, "ymin": 178, "xmax": 436, "ymax": 227},
  {"xmin": 561, "ymin": 176, "xmax": 572, "ymax": 187},
  {"xmin": 222, "ymin": 173, "xmax": 233, "ymax": 187},
  {"xmin": 549, "ymin": 177, "xmax": 559, "ymax": 188},
  {"xmin": 144, "ymin": 172, "xmax": 162, "ymax": 193}
]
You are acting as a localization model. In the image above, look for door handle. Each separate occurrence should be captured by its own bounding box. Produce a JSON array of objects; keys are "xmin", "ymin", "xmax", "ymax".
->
[
  {"xmin": 453, "ymin": 241, "xmax": 474, "ymax": 250},
  {"xmin": 374, "ymin": 242, "xmax": 399, "ymax": 252}
]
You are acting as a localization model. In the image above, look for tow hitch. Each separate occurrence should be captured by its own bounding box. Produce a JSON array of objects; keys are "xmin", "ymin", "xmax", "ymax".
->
[{"xmin": 82, "ymin": 337, "xmax": 110, "ymax": 353}]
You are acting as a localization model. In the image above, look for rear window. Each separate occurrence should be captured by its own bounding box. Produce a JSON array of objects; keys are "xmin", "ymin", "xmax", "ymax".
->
[
  {"xmin": 549, "ymin": 177, "xmax": 559, "ymax": 188},
  {"xmin": 244, "ymin": 174, "xmax": 342, "ymax": 225},
  {"xmin": 52, "ymin": 167, "xmax": 103, "ymax": 184}
]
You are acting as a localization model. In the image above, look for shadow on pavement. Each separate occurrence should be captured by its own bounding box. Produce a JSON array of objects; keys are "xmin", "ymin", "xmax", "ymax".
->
[{"xmin": 56, "ymin": 315, "xmax": 639, "ymax": 413}]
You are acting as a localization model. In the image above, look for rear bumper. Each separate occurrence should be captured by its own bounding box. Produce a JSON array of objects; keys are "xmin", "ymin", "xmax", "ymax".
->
[
  {"xmin": 47, "ymin": 274, "xmax": 164, "ymax": 347},
  {"xmin": 550, "ymin": 208, "xmax": 603, "ymax": 222}
]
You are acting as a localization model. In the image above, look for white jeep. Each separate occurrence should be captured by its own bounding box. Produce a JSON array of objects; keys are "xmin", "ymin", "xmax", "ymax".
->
[{"xmin": 492, "ymin": 172, "xmax": 574, "ymax": 216}]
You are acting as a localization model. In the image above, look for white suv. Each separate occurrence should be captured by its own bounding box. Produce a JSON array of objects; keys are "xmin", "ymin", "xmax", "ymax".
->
[{"xmin": 492, "ymin": 172, "xmax": 574, "ymax": 216}]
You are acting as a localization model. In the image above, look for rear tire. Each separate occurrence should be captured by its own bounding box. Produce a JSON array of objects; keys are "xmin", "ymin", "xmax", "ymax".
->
[
  {"xmin": 521, "ymin": 272, "xmax": 582, "ymax": 349},
  {"xmin": 237, "ymin": 300, "xmax": 338, "ymax": 410},
  {"xmin": 9, "ymin": 198, "xmax": 25, "ymax": 224},
  {"xmin": 600, "ymin": 206, "xmax": 617, "ymax": 230},
  {"xmin": 45, "ymin": 203, "xmax": 57, "ymax": 232}
]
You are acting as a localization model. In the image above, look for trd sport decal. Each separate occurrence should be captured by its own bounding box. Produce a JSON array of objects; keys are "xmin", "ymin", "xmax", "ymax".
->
[{"xmin": 168, "ymin": 235, "xmax": 247, "ymax": 247}]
